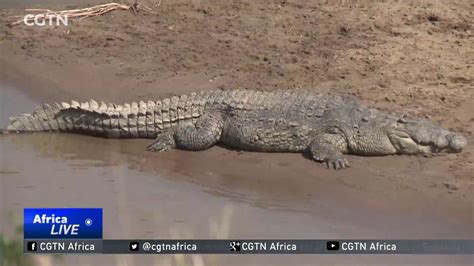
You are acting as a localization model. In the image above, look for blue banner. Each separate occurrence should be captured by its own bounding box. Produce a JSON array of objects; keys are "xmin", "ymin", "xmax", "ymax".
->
[{"xmin": 24, "ymin": 208, "xmax": 102, "ymax": 239}]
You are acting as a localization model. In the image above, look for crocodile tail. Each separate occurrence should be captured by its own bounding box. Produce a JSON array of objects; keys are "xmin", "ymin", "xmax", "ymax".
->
[
  {"xmin": 5, "ymin": 101, "xmax": 86, "ymax": 134},
  {"xmin": 3, "ymin": 91, "xmax": 216, "ymax": 138},
  {"xmin": 3, "ymin": 96, "xmax": 201, "ymax": 138},
  {"xmin": 4, "ymin": 101, "xmax": 114, "ymax": 135},
  {"xmin": 6, "ymin": 103, "xmax": 63, "ymax": 133}
]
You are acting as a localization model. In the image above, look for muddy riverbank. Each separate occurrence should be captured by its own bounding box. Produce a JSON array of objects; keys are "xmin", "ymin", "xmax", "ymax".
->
[{"xmin": 0, "ymin": 1, "xmax": 473, "ymax": 265}]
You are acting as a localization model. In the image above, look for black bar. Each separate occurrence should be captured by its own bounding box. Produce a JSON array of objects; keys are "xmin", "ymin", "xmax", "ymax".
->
[{"xmin": 24, "ymin": 239, "xmax": 474, "ymax": 254}]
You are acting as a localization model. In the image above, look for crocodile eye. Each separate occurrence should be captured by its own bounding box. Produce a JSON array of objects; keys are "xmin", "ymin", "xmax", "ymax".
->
[
  {"xmin": 328, "ymin": 127, "xmax": 341, "ymax": 134},
  {"xmin": 397, "ymin": 114, "xmax": 409, "ymax": 124}
]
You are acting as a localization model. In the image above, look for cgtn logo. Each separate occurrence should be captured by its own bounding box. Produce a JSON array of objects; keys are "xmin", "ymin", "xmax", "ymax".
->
[
  {"xmin": 23, "ymin": 14, "xmax": 68, "ymax": 26},
  {"xmin": 24, "ymin": 208, "xmax": 102, "ymax": 239}
]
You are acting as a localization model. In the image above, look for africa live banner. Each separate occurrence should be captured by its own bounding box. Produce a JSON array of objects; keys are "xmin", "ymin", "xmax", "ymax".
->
[{"xmin": 23, "ymin": 208, "xmax": 474, "ymax": 254}]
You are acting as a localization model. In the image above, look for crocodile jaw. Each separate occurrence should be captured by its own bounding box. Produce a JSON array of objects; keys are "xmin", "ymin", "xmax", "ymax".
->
[{"xmin": 388, "ymin": 128, "xmax": 467, "ymax": 155}]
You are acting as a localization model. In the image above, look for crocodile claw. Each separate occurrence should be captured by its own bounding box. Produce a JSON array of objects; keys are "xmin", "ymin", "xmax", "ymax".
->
[
  {"xmin": 325, "ymin": 158, "xmax": 350, "ymax": 170},
  {"xmin": 146, "ymin": 133, "xmax": 175, "ymax": 152},
  {"xmin": 146, "ymin": 144, "xmax": 171, "ymax": 152}
]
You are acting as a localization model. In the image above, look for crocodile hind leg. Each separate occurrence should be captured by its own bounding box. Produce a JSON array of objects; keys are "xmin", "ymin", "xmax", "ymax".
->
[
  {"xmin": 147, "ymin": 112, "xmax": 225, "ymax": 152},
  {"xmin": 146, "ymin": 130, "xmax": 176, "ymax": 152},
  {"xmin": 308, "ymin": 133, "xmax": 350, "ymax": 170}
]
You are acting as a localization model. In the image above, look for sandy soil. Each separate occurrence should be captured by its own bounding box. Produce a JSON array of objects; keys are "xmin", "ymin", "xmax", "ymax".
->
[{"xmin": 0, "ymin": 0, "xmax": 473, "ymax": 265}]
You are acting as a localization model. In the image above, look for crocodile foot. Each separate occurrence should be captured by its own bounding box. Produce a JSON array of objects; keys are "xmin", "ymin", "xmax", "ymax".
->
[
  {"xmin": 147, "ymin": 131, "xmax": 175, "ymax": 152},
  {"xmin": 324, "ymin": 157, "xmax": 350, "ymax": 170}
]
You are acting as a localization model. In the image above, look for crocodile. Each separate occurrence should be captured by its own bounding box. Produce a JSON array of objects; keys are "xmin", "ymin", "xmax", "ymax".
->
[{"xmin": 3, "ymin": 89, "xmax": 467, "ymax": 169}]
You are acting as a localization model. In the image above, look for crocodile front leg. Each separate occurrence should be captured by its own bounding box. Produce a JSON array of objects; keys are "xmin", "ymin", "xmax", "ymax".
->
[
  {"xmin": 308, "ymin": 133, "xmax": 349, "ymax": 169},
  {"xmin": 147, "ymin": 112, "xmax": 224, "ymax": 152}
]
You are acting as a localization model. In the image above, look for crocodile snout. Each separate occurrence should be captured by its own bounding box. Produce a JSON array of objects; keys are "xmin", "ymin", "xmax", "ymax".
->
[
  {"xmin": 447, "ymin": 133, "xmax": 467, "ymax": 153},
  {"xmin": 394, "ymin": 117, "xmax": 467, "ymax": 154}
]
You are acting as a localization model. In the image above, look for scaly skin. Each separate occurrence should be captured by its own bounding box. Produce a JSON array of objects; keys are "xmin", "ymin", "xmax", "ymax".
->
[{"xmin": 4, "ymin": 90, "xmax": 467, "ymax": 169}]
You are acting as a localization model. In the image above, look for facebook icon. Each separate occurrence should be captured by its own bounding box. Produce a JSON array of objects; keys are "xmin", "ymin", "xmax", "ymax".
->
[{"xmin": 27, "ymin": 241, "xmax": 37, "ymax": 251}]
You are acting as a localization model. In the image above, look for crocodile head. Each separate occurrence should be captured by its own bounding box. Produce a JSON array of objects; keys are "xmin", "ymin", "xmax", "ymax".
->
[{"xmin": 387, "ymin": 114, "xmax": 466, "ymax": 155}]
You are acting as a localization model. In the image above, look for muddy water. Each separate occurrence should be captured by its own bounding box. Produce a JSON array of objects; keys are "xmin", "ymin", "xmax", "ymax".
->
[{"xmin": 0, "ymin": 86, "xmax": 472, "ymax": 265}]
